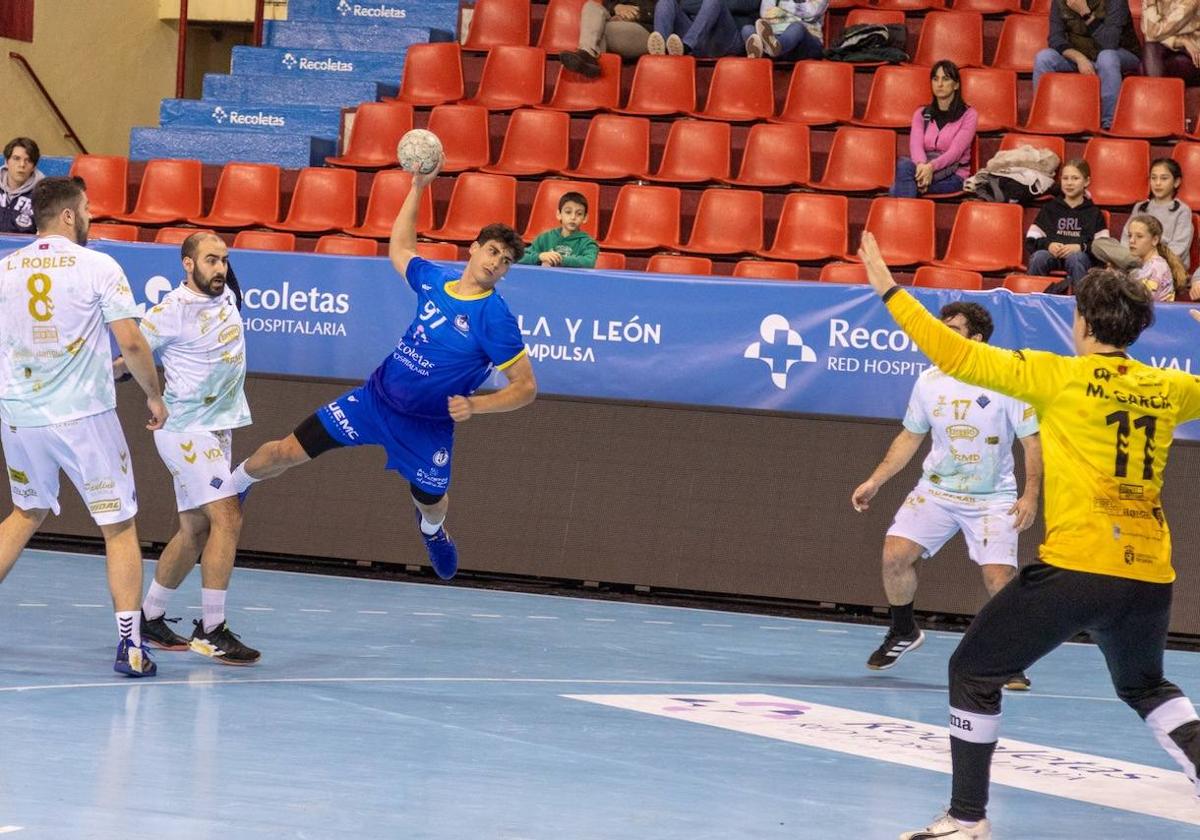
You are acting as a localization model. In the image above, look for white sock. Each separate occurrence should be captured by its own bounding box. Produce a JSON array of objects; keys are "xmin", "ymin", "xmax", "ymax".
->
[
  {"xmin": 230, "ymin": 461, "xmax": 259, "ymax": 494},
  {"xmin": 956, "ymin": 818, "xmax": 979, "ymax": 827},
  {"xmin": 142, "ymin": 580, "xmax": 175, "ymax": 621},
  {"xmin": 419, "ymin": 514, "xmax": 444, "ymax": 536},
  {"xmin": 116, "ymin": 610, "xmax": 141, "ymax": 646},
  {"xmin": 202, "ymin": 588, "xmax": 226, "ymax": 633}
]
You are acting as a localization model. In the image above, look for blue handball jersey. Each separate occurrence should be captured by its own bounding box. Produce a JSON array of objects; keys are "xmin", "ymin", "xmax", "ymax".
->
[{"xmin": 367, "ymin": 257, "xmax": 527, "ymax": 420}]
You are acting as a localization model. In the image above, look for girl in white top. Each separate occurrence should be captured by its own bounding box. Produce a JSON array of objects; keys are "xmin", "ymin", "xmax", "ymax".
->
[{"xmin": 1126, "ymin": 213, "xmax": 1189, "ymax": 302}]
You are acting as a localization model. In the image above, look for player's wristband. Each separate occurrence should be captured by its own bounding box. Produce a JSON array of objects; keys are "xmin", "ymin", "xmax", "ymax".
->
[{"xmin": 881, "ymin": 286, "xmax": 902, "ymax": 304}]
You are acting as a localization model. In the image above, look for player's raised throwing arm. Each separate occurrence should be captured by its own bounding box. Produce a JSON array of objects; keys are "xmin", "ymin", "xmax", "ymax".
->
[
  {"xmin": 109, "ymin": 318, "xmax": 167, "ymax": 430},
  {"xmin": 389, "ymin": 160, "xmax": 443, "ymax": 278}
]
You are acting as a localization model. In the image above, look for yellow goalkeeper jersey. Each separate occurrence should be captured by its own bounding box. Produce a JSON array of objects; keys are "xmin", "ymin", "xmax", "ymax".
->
[{"xmin": 887, "ymin": 290, "xmax": 1200, "ymax": 583}]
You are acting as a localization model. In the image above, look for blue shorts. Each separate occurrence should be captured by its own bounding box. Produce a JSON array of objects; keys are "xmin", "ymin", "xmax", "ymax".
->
[{"xmin": 316, "ymin": 384, "xmax": 455, "ymax": 495}]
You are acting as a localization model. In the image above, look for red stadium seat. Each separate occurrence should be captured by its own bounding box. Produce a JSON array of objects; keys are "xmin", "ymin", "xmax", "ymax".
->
[
  {"xmin": 427, "ymin": 104, "xmax": 491, "ymax": 173},
  {"xmin": 809, "ymin": 127, "xmax": 896, "ymax": 193},
  {"xmin": 1172, "ymin": 142, "xmax": 1200, "ymax": 209},
  {"xmin": 1103, "ymin": 76, "xmax": 1187, "ymax": 139},
  {"xmin": 416, "ymin": 241, "xmax": 460, "ymax": 260},
  {"xmin": 594, "ymin": 252, "xmax": 627, "ymax": 270},
  {"xmin": 343, "ymin": 170, "xmax": 434, "ymax": 239},
  {"xmin": 850, "ymin": 198, "xmax": 936, "ymax": 266},
  {"xmin": 992, "ymin": 14, "xmax": 1049, "ymax": 74},
  {"xmin": 853, "ymin": 65, "xmax": 933, "ymax": 129},
  {"xmin": 426, "ymin": 172, "xmax": 518, "ymax": 242},
  {"xmin": 154, "ymin": 226, "xmax": 213, "ymax": 245},
  {"xmin": 733, "ymin": 260, "xmax": 800, "ymax": 280},
  {"xmin": 597, "ymin": 184, "xmax": 681, "ymax": 251},
  {"xmin": 1003, "ymin": 274, "xmax": 1055, "ymax": 293},
  {"xmin": 913, "ymin": 11, "xmax": 984, "ymax": 68},
  {"xmin": 88, "ymin": 222, "xmax": 139, "ymax": 242},
  {"xmin": 723, "ymin": 123, "xmax": 810, "ymax": 188},
  {"xmin": 1084, "ymin": 137, "xmax": 1151, "ymax": 207},
  {"xmin": 395, "ymin": 43, "xmax": 464, "ymax": 107},
  {"xmin": 537, "ymin": 0, "xmax": 588, "ymax": 52},
  {"xmin": 846, "ymin": 9, "xmax": 905, "ymax": 26},
  {"xmin": 541, "ymin": 51, "xmax": 621, "ymax": 112},
  {"xmin": 913, "ymin": 265, "xmax": 984, "ymax": 290},
  {"xmin": 874, "ymin": 0, "xmax": 944, "ymax": 9},
  {"xmin": 520, "ymin": 179, "xmax": 601, "ymax": 240},
  {"xmin": 463, "ymin": 0, "xmax": 531, "ymax": 49},
  {"xmin": 1022, "ymin": 73, "xmax": 1100, "ymax": 135},
  {"xmin": 69, "ymin": 154, "xmax": 127, "ymax": 219},
  {"xmin": 757, "ymin": 193, "xmax": 848, "ymax": 262},
  {"xmin": 189, "ymin": 162, "xmax": 281, "ymax": 228},
  {"xmin": 933, "ymin": 202, "xmax": 1025, "ymax": 272},
  {"xmin": 614, "ymin": 55, "xmax": 696, "ymax": 117},
  {"xmin": 645, "ymin": 120, "xmax": 730, "ymax": 184},
  {"xmin": 315, "ymin": 236, "xmax": 379, "ymax": 256},
  {"xmin": 646, "ymin": 254, "xmax": 712, "ymax": 275},
  {"xmin": 952, "ymin": 0, "xmax": 1021, "ymax": 12},
  {"xmin": 961, "ymin": 68, "xmax": 1018, "ymax": 132},
  {"xmin": 1025, "ymin": 0, "xmax": 1052, "ymax": 12},
  {"xmin": 674, "ymin": 189, "xmax": 763, "ymax": 255},
  {"xmin": 232, "ymin": 230, "xmax": 295, "ymax": 252},
  {"xmin": 819, "ymin": 262, "xmax": 870, "ymax": 284},
  {"xmin": 999, "ymin": 132, "xmax": 1065, "ymax": 166},
  {"xmin": 326, "ymin": 103, "xmax": 414, "ymax": 169},
  {"xmin": 559, "ymin": 114, "xmax": 650, "ymax": 180},
  {"xmin": 463, "ymin": 45, "xmax": 546, "ymax": 110},
  {"xmin": 481, "ymin": 108, "xmax": 571, "ymax": 176},
  {"xmin": 774, "ymin": 61, "xmax": 855, "ymax": 126},
  {"xmin": 691, "ymin": 57, "xmax": 774, "ymax": 122},
  {"xmin": 267, "ymin": 167, "xmax": 358, "ymax": 233},
  {"xmin": 114, "ymin": 159, "xmax": 203, "ymax": 225}
]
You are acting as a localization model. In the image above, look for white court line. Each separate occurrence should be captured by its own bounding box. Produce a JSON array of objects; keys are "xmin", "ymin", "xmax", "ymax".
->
[
  {"xmin": 357, "ymin": 610, "xmax": 388, "ymax": 615},
  {"xmin": 585, "ymin": 618, "xmax": 615, "ymax": 623},
  {"xmin": 243, "ymin": 607, "xmax": 274, "ymax": 612},
  {"xmin": 702, "ymin": 623, "xmax": 733, "ymax": 628},
  {"xmin": 411, "ymin": 612, "xmax": 444, "ymax": 616},
  {"xmin": 526, "ymin": 615, "xmax": 559, "ymax": 620},
  {"xmin": 300, "ymin": 608, "xmax": 331, "ymax": 613},
  {"xmin": 17, "ymin": 603, "xmax": 46, "ymax": 608},
  {"xmin": 71, "ymin": 604, "xmax": 104, "ymax": 608},
  {"xmin": 0, "ymin": 827, "xmax": 23, "ymax": 834},
  {"xmin": 816, "ymin": 629, "xmax": 849, "ymax": 634},
  {"xmin": 643, "ymin": 620, "xmax": 673, "ymax": 625},
  {"xmin": 470, "ymin": 613, "xmax": 503, "ymax": 618},
  {"xmin": 759, "ymin": 626, "xmax": 796, "ymax": 631}
]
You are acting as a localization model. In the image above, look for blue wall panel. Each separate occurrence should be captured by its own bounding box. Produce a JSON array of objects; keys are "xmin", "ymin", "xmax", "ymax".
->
[
  {"xmin": 201, "ymin": 73, "xmax": 396, "ymax": 106},
  {"xmin": 264, "ymin": 20, "xmax": 432, "ymax": 53},
  {"xmin": 286, "ymin": 0, "xmax": 458, "ymax": 30},
  {"xmin": 129, "ymin": 127, "xmax": 335, "ymax": 168},
  {"xmin": 159, "ymin": 99, "xmax": 342, "ymax": 140},
  {"xmin": 230, "ymin": 46, "xmax": 408, "ymax": 84}
]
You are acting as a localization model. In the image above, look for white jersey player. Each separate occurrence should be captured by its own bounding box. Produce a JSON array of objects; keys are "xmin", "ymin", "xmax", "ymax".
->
[
  {"xmin": 122, "ymin": 233, "xmax": 259, "ymax": 665},
  {"xmin": 851, "ymin": 302, "xmax": 1043, "ymax": 687},
  {"xmin": 0, "ymin": 176, "xmax": 167, "ymax": 677}
]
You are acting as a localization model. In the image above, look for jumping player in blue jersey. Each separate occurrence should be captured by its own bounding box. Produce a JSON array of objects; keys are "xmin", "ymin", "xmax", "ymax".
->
[{"xmin": 228, "ymin": 161, "xmax": 537, "ymax": 578}]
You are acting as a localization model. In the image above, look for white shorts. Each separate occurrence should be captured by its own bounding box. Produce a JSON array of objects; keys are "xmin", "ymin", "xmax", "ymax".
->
[
  {"xmin": 887, "ymin": 484, "xmax": 1019, "ymax": 567},
  {"xmin": 154, "ymin": 428, "xmax": 237, "ymax": 512},
  {"xmin": 1, "ymin": 409, "xmax": 138, "ymax": 526}
]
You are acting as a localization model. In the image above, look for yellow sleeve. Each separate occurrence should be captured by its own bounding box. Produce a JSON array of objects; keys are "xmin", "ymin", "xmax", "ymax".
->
[
  {"xmin": 885, "ymin": 289, "xmax": 1066, "ymax": 410},
  {"xmin": 1176, "ymin": 373, "xmax": 1200, "ymax": 423}
]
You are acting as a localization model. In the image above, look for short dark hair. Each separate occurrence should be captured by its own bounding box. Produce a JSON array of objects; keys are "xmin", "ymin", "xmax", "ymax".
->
[
  {"xmin": 558, "ymin": 191, "xmax": 589, "ymax": 213},
  {"xmin": 475, "ymin": 223, "xmax": 525, "ymax": 261},
  {"xmin": 180, "ymin": 231, "xmax": 223, "ymax": 262},
  {"xmin": 1074, "ymin": 268, "xmax": 1155, "ymax": 349},
  {"xmin": 31, "ymin": 176, "xmax": 85, "ymax": 231},
  {"xmin": 940, "ymin": 301, "xmax": 994, "ymax": 342},
  {"xmin": 4, "ymin": 136, "xmax": 40, "ymax": 166}
]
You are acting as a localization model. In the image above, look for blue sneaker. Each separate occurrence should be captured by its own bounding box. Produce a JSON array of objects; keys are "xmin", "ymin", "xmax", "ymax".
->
[
  {"xmin": 114, "ymin": 638, "xmax": 158, "ymax": 677},
  {"xmin": 415, "ymin": 510, "xmax": 458, "ymax": 580}
]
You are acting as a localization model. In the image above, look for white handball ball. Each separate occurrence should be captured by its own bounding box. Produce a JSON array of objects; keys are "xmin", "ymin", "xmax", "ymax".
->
[{"xmin": 397, "ymin": 128, "xmax": 444, "ymax": 175}]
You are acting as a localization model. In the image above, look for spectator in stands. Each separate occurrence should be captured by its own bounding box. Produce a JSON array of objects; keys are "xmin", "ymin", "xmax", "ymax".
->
[
  {"xmin": 1191, "ymin": 265, "xmax": 1200, "ymax": 300},
  {"xmin": 743, "ymin": 0, "xmax": 829, "ymax": 61},
  {"xmin": 1026, "ymin": 159, "xmax": 1109, "ymax": 293},
  {"xmin": 1093, "ymin": 158, "xmax": 1194, "ymax": 272},
  {"xmin": 648, "ymin": 0, "xmax": 757, "ymax": 57},
  {"xmin": 560, "ymin": 2, "xmax": 655, "ymax": 78},
  {"xmin": 889, "ymin": 61, "xmax": 978, "ymax": 198},
  {"xmin": 0, "ymin": 137, "xmax": 45, "ymax": 235},
  {"xmin": 1033, "ymin": 0, "xmax": 1141, "ymax": 130},
  {"xmin": 518, "ymin": 191, "xmax": 599, "ymax": 268},
  {"xmin": 1141, "ymin": 0, "xmax": 1200, "ymax": 85},
  {"xmin": 1122, "ymin": 214, "xmax": 1190, "ymax": 301}
]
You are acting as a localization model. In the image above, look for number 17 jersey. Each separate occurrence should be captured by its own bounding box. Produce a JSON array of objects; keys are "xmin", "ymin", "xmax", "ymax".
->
[{"xmin": 0, "ymin": 236, "xmax": 140, "ymax": 427}]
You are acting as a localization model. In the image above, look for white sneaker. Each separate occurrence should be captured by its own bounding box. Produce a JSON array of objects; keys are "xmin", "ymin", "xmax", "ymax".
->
[
  {"xmin": 899, "ymin": 812, "xmax": 991, "ymax": 840},
  {"xmin": 755, "ymin": 18, "xmax": 780, "ymax": 57},
  {"xmin": 745, "ymin": 33, "xmax": 764, "ymax": 58},
  {"xmin": 647, "ymin": 31, "xmax": 666, "ymax": 55},
  {"xmin": 666, "ymin": 33, "xmax": 684, "ymax": 55}
]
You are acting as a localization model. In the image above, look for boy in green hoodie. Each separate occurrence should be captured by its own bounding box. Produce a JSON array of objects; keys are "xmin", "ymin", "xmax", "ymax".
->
[{"xmin": 519, "ymin": 191, "xmax": 599, "ymax": 268}]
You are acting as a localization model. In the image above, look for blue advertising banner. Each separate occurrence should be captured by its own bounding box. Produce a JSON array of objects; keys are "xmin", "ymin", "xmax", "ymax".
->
[
  {"xmin": 201, "ymin": 73, "xmax": 397, "ymax": 107},
  {"xmin": 129, "ymin": 127, "xmax": 336, "ymax": 169},
  {"xmin": 264, "ymin": 20, "xmax": 434, "ymax": 53},
  {"xmin": 2, "ymin": 236, "xmax": 1198, "ymax": 439},
  {"xmin": 230, "ymin": 46, "xmax": 409, "ymax": 84},
  {"xmin": 159, "ymin": 99, "xmax": 343, "ymax": 140},
  {"xmin": 286, "ymin": 0, "xmax": 459, "ymax": 29}
]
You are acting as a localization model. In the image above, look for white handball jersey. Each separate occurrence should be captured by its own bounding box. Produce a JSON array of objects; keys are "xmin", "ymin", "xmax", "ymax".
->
[
  {"xmin": 140, "ymin": 282, "xmax": 250, "ymax": 434},
  {"xmin": 0, "ymin": 235, "xmax": 140, "ymax": 427},
  {"xmin": 902, "ymin": 367, "xmax": 1038, "ymax": 498}
]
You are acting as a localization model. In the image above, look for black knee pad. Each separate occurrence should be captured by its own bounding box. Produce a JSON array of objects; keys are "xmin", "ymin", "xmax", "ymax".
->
[{"xmin": 410, "ymin": 484, "xmax": 445, "ymax": 506}]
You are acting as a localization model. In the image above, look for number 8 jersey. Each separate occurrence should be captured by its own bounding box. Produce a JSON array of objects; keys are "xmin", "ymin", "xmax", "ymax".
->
[{"xmin": 0, "ymin": 236, "xmax": 140, "ymax": 427}]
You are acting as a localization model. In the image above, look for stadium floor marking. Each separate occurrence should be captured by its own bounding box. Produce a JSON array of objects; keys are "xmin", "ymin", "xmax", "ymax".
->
[{"xmin": 0, "ymin": 827, "xmax": 23, "ymax": 834}]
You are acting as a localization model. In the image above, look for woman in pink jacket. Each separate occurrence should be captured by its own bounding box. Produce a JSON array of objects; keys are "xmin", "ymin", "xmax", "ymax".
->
[{"xmin": 890, "ymin": 60, "xmax": 978, "ymax": 198}]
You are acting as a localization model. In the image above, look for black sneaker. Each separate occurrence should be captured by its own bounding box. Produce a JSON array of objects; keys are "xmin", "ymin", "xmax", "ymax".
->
[
  {"xmin": 141, "ymin": 612, "xmax": 189, "ymax": 650},
  {"xmin": 867, "ymin": 627, "xmax": 925, "ymax": 670},
  {"xmin": 1004, "ymin": 672, "xmax": 1032, "ymax": 691},
  {"xmin": 189, "ymin": 619, "xmax": 261, "ymax": 666}
]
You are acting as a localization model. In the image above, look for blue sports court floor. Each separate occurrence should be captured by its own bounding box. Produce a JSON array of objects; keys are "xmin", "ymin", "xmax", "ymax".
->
[{"xmin": 1, "ymin": 550, "xmax": 1199, "ymax": 839}]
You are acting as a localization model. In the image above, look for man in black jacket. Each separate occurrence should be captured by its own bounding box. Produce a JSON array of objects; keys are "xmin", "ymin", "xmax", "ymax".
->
[{"xmin": 0, "ymin": 137, "xmax": 45, "ymax": 235}]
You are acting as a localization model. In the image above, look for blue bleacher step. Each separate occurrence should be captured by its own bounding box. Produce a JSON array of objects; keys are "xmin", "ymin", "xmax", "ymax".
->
[
  {"xmin": 287, "ymin": 0, "xmax": 459, "ymax": 30},
  {"xmin": 202, "ymin": 73, "xmax": 397, "ymax": 107},
  {"xmin": 130, "ymin": 127, "xmax": 336, "ymax": 169},
  {"xmin": 264, "ymin": 20, "xmax": 432, "ymax": 53},
  {"xmin": 160, "ymin": 99, "xmax": 342, "ymax": 140},
  {"xmin": 231, "ymin": 46, "xmax": 407, "ymax": 85},
  {"xmin": 38, "ymin": 156, "xmax": 73, "ymax": 177}
]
